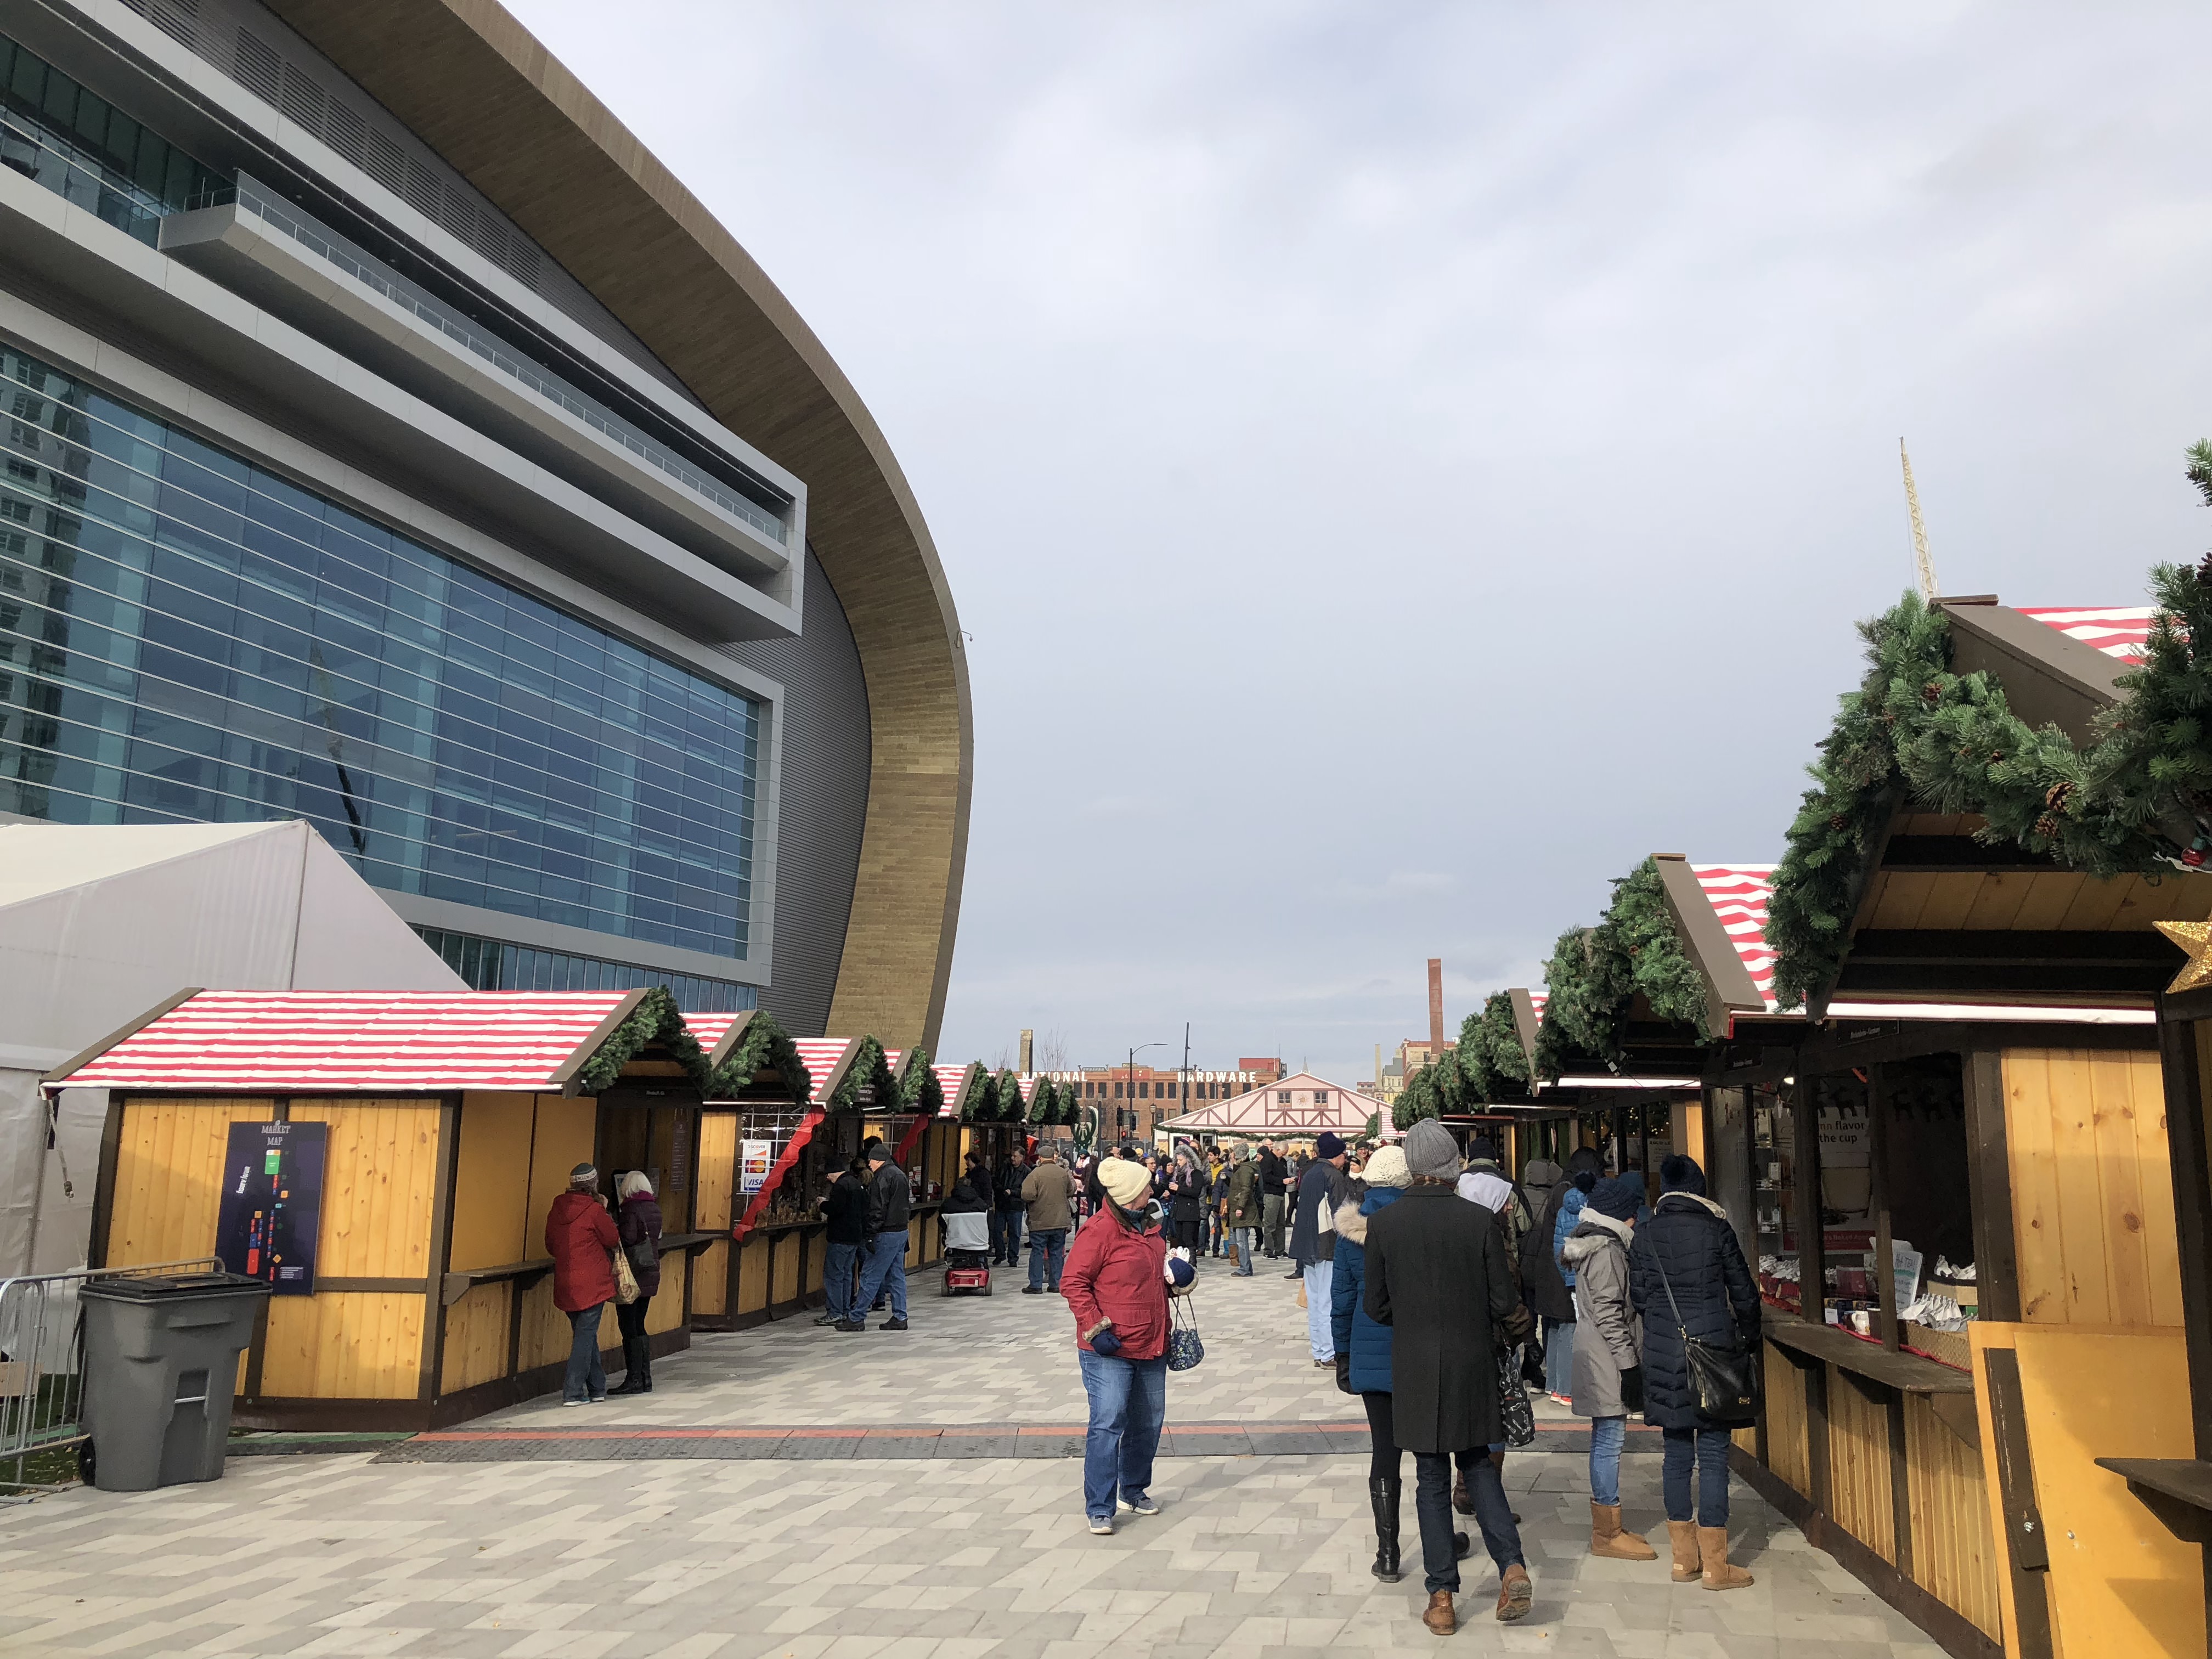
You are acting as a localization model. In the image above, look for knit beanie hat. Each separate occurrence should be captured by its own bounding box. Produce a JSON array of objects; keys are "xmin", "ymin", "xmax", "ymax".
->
[
  {"xmin": 1098, "ymin": 1157, "xmax": 1152, "ymax": 1210},
  {"xmin": 1362, "ymin": 1146, "xmax": 1412, "ymax": 1189},
  {"xmin": 1403, "ymin": 1120, "xmax": 1461, "ymax": 1181},
  {"xmin": 1572, "ymin": 1169, "xmax": 1599, "ymax": 1194},
  {"xmin": 1316, "ymin": 1131, "xmax": 1346, "ymax": 1159},
  {"xmin": 1589, "ymin": 1175, "xmax": 1643, "ymax": 1220},
  {"xmin": 1661, "ymin": 1154, "xmax": 1707, "ymax": 1195}
]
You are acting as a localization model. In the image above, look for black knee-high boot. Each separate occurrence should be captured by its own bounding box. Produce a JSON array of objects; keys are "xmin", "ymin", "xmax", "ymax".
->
[
  {"xmin": 630, "ymin": 1330, "xmax": 652, "ymax": 1392},
  {"xmin": 1369, "ymin": 1475, "xmax": 1402, "ymax": 1582}
]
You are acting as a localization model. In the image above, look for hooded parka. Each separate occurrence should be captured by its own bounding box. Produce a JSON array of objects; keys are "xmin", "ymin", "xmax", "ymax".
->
[
  {"xmin": 1224, "ymin": 1153, "xmax": 1262, "ymax": 1229},
  {"xmin": 1328, "ymin": 1187, "xmax": 1401, "ymax": 1392},
  {"xmin": 1564, "ymin": 1212, "xmax": 1643, "ymax": 1418},
  {"xmin": 1362, "ymin": 1186, "xmax": 1528, "ymax": 1453},
  {"xmin": 1627, "ymin": 1191, "xmax": 1760, "ymax": 1428}
]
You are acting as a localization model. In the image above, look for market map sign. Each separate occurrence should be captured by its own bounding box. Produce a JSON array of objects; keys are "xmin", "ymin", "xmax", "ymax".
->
[{"xmin": 215, "ymin": 1120, "xmax": 328, "ymax": 1295}]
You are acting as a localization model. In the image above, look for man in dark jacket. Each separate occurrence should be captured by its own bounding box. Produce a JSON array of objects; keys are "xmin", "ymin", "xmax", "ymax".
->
[
  {"xmin": 1289, "ymin": 1133, "xmax": 1351, "ymax": 1362},
  {"xmin": 1628, "ymin": 1154, "xmax": 1759, "ymax": 1591},
  {"xmin": 1257, "ymin": 1142, "xmax": 1288, "ymax": 1259},
  {"xmin": 1365, "ymin": 1121, "xmax": 1533, "ymax": 1634},
  {"xmin": 992, "ymin": 1150, "xmax": 1029, "ymax": 1267},
  {"xmin": 851, "ymin": 1144, "xmax": 913, "ymax": 1331},
  {"xmin": 817, "ymin": 1156, "xmax": 871, "ymax": 1329}
]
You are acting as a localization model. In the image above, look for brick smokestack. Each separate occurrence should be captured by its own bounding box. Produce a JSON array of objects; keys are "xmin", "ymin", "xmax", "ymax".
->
[{"xmin": 1428, "ymin": 959, "xmax": 1444, "ymax": 1053}]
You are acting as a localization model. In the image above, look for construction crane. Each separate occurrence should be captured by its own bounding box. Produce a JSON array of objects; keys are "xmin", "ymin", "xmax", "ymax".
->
[{"xmin": 1900, "ymin": 439, "xmax": 1938, "ymax": 601}]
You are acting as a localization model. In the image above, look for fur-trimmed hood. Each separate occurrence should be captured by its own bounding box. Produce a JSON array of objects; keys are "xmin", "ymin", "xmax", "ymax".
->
[
  {"xmin": 1561, "ymin": 1209, "xmax": 1632, "ymax": 1265},
  {"xmin": 1657, "ymin": 1190, "xmax": 1728, "ymax": 1221},
  {"xmin": 1338, "ymin": 1183, "xmax": 1403, "ymax": 1244}
]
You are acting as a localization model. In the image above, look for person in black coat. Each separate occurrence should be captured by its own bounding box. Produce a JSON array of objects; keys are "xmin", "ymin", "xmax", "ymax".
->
[
  {"xmin": 1166, "ymin": 1148, "xmax": 1206, "ymax": 1255},
  {"xmin": 610, "ymin": 1172, "xmax": 663, "ymax": 1395},
  {"xmin": 1365, "ymin": 1121, "xmax": 1534, "ymax": 1633},
  {"xmin": 817, "ymin": 1157, "xmax": 871, "ymax": 1329},
  {"xmin": 992, "ymin": 1150, "xmax": 1030, "ymax": 1267},
  {"xmin": 1521, "ymin": 1147, "xmax": 1600, "ymax": 1398},
  {"xmin": 1627, "ymin": 1154, "xmax": 1759, "ymax": 1591}
]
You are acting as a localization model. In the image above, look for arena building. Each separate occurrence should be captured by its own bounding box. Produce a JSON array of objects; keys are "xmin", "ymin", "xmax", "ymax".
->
[{"xmin": 0, "ymin": 0, "xmax": 970, "ymax": 1046}]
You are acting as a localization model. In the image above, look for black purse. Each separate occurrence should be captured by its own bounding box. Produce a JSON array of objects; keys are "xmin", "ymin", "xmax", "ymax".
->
[
  {"xmin": 1654, "ymin": 1257, "xmax": 1759, "ymax": 1425},
  {"xmin": 1497, "ymin": 1344, "xmax": 1536, "ymax": 1447}
]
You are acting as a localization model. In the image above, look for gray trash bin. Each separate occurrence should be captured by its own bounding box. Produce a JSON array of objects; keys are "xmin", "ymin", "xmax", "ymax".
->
[{"xmin": 78, "ymin": 1271, "xmax": 270, "ymax": 1491}]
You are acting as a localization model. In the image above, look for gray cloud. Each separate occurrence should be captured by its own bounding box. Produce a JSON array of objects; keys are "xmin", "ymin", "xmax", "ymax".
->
[{"xmin": 513, "ymin": 1, "xmax": 2212, "ymax": 1080}]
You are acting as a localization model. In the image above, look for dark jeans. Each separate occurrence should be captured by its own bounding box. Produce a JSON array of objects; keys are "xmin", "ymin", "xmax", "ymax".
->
[
  {"xmin": 616, "ymin": 1293, "xmax": 652, "ymax": 1384},
  {"xmin": 563, "ymin": 1301, "xmax": 607, "ymax": 1402},
  {"xmin": 1028, "ymin": 1228, "xmax": 1067, "ymax": 1289},
  {"xmin": 855, "ymin": 1230, "xmax": 909, "ymax": 1318},
  {"xmin": 992, "ymin": 1207, "xmax": 1024, "ymax": 1265},
  {"xmin": 824, "ymin": 1238, "xmax": 860, "ymax": 1323},
  {"xmin": 1365, "ymin": 1394, "xmax": 1525, "ymax": 1592},
  {"xmin": 1663, "ymin": 1425, "xmax": 1733, "ymax": 1525},
  {"xmin": 1261, "ymin": 1192, "xmax": 1286, "ymax": 1255}
]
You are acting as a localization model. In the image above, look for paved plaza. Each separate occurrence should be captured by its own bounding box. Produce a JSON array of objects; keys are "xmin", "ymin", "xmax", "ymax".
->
[{"xmin": 1, "ymin": 1260, "xmax": 1944, "ymax": 1657}]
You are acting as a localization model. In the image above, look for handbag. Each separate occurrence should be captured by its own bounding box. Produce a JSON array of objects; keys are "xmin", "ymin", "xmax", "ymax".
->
[
  {"xmin": 1166, "ymin": 1294, "xmax": 1205, "ymax": 1372},
  {"xmin": 1497, "ymin": 1343, "xmax": 1536, "ymax": 1447},
  {"xmin": 1654, "ymin": 1254, "xmax": 1758, "ymax": 1424},
  {"xmin": 624, "ymin": 1233, "xmax": 658, "ymax": 1277},
  {"xmin": 612, "ymin": 1242, "xmax": 641, "ymax": 1306}
]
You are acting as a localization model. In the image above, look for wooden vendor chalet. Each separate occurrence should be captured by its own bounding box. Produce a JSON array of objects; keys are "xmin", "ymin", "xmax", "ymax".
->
[
  {"xmin": 52, "ymin": 986, "xmax": 735, "ymax": 1429},
  {"xmin": 1639, "ymin": 599, "xmax": 2212, "ymax": 1657}
]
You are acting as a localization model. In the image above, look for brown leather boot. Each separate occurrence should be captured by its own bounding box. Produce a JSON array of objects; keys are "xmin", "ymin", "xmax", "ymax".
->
[
  {"xmin": 1423, "ymin": 1589, "xmax": 1456, "ymax": 1635},
  {"xmin": 1667, "ymin": 1520, "xmax": 1699, "ymax": 1582},
  {"xmin": 1699, "ymin": 1526, "xmax": 1754, "ymax": 1590},
  {"xmin": 1452, "ymin": 1470, "xmax": 1473, "ymax": 1514},
  {"xmin": 1590, "ymin": 1500, "xmax": 1658, "ymax": 1560},
  {"xmin": 1496, "ymin": 1563, "xmax": 1532, "ymax": 1622}
]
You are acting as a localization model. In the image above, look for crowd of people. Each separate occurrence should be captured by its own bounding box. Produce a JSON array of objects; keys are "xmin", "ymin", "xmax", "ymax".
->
[
  {"xmin": 1041, "ymin": 1126, "xmax": 1763, "ymax": 1638},
  {"xmin": 539, "ymin": 1126, "xmax": 1760, "ymax": 1638}
]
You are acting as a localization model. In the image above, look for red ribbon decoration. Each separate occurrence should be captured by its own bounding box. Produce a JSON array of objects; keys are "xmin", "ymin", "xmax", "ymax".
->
[{"xmin": 731, "ymin": 1107, "xmax": 826, "ymax": 1242}]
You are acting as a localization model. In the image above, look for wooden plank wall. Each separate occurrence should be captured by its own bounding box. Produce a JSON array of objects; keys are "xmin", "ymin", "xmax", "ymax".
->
[
  {"xmin": 1763, "ymin": 1341, "xmax": 1811, "ymax": 1497},
  {"xmin": 1903, "ymin": 1395, "xmax": 2001, "ymax": 1640},
  {"xmin": 1826, "ymin": 1369, "xmax": 1897, "ymax": 1565},
  {"xmin": 691, "ymin": 1111, "xmax": 736, "ymax": 1317},
  {"xmin": 106, "ymin": 1099, "xmax": 276, "ymax": 1266},
  {"xmin": 270, "ymin": 1099, "xmax": 441, "ymax": 1400},
  {"xmin": 2003, "ymin": 1048, "xmax": 2183, "ymax": 1327},
  {"xmin": 445, "ymin": 1093, "xmax": 536, "ymax": 1270},
  {"xmin": 439, "ymin": 1283, "xmax": 511, "ymax": 1394}
]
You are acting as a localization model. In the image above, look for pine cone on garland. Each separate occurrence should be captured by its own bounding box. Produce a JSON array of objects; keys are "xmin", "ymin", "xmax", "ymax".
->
[
  {"xmin": 2034, "ymin": 812, "xmax": 2062, "ymax": 840},
  {"xmin": 2044, "ymin": 781, "xmax": 2077, "ymax": 814},
  {"xmin": 1922, "ymin": 682, "xmax": 1943, "ymax": 706}
]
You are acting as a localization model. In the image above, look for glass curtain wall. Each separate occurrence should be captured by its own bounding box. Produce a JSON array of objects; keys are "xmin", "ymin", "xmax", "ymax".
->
[{"xmin": 0, "ymin": 344, "xmax": 759, "ymax": 961}]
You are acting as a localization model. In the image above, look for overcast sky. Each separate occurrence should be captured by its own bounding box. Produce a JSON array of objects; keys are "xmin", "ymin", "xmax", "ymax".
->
[{"xmin": 513, "ymin": 2, "xmax": 2212, "ymax": 1083}]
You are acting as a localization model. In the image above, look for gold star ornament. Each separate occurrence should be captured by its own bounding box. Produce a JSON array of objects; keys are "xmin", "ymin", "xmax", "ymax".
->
[{"xmin": 2155, "ymin": 919, "xmax": 2212, "ymax": 994}]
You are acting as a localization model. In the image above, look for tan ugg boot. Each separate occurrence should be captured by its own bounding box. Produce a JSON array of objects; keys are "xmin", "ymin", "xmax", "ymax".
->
[
  {"xmin": 1667, "ymin": 1520, "xmax": 1699, "ymax": 1582},
  {"xmin": 1699, "ymin": 1526, "xmax": 1754, "ymax": 1590},
  {"xmin": 1590, "ymin": 1501, "xmax": 1658, "ymax": 1560}
]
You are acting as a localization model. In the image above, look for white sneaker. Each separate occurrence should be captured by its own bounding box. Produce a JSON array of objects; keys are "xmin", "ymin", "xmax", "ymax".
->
[
  {"xmin": 562, "ymin": 1398, "xmax": 584, "ymax": 1408},
  {"xmin": 1118, "ymin": 1494, "xmax": 1159, "ymax": 1516}
]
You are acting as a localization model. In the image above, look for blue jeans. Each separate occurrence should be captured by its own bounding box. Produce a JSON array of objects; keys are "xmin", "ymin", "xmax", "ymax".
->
[
  {"xmin": 992, "ymin": 1207, "xmax": 1024, "ymax": 1265},
  {"xmin": 1545, "ymin": 1318, "xmax": 1576, "ymax": 1396},
  {"xmin": 1232, "ymin": 1227, "xmax": 1254, "ymax": 1273},
  {"xmin": 563, "ymin": 1302, "xmax": 607, "ymax": 1402},
  {"xmin": 1589, "ymin": 1414, "xmax": 1627, "ymax": 1506},
  {"xmin": 824, "ymin": 1239, "xmax": 860, "ymax": 1323},
  {"xmin": 855, "ymin": 1230, "xmax": 908, "ymax": 1319},
  {"xmin": 1663, "ymin": 1425, "xmax": 1733, "ymax": 1525},
  {"xmin": 1028, "ymin": 1228, "xmax": 1067, "ymax": 1289},
  {"xmin": 1304, "ymin": 1260, "xmax": 1334, "ymax": 1361},
  {"xmin": 1076, "ymin": 1350, "xmax": 1166, "ymax": 1519}
]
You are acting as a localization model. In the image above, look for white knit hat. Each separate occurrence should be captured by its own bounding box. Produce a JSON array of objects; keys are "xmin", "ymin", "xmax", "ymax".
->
[
  {"xmin": 1098, "ymin": 1157, "xmax": 1152, "ymax": 1209},
  {"xmin": 1362, "ymin": 1146, "xmax": 1412, "ymax": 1189}
]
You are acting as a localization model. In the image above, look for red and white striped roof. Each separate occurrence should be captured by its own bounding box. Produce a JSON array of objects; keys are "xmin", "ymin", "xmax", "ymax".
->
[
  {"xmin": 2019, "ymin": 606, "xmax": 2154, "ymax": 663},
  {"xmin": 790, "ymin": 1039, "xmax": 852, "ymax": 1105},
  {"xmin": 58, "ymin": 991, "xmax": 637, "ymax": 1092},
  {"xmin": 684, "ymin": 1012, "xmax": 743, "ymax": 1052},
  {"xmin": 1692, "ymin": 865, "xmax": 1780, "ymax": 1012},
  {"xmin": 1018, "ymin": 1076, "xmax": 1040, "ymax": 1105},
  {"xmin": 933, "ymin": 1063, "xmax": 972, "ymax": 1118},
  {"xmin": 1528, "ymin": 992, "xmax": 1547, "ymax": 1024}
]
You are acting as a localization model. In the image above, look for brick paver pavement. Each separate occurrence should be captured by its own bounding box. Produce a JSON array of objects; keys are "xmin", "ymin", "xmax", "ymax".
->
[{"xmin": 0, "ymin": 1254, "xmax": 1945, "ymax": 1656}]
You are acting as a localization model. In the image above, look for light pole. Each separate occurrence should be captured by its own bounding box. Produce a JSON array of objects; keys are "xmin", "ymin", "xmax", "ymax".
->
[{"xmin": 1128, "ymin": 1041, "xmax": 1167, "ymax": 1147}]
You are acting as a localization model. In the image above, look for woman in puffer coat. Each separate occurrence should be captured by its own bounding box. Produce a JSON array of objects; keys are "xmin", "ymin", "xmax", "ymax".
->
[
  {"xmin": 1629, "ymin": 1155, "xmax": 1759, "ymax": 1590},
  {"xmin": 1564, "ymin": 1176, "xmax": 1657, "ymax": 1564},
  {"xmin": 1328, "ymin": 1146, "xmax": 1473, "ymax": 1584},
  {"xmin": 611, "ymin": 1171, "xmax": 662, "ymax": 1396}
]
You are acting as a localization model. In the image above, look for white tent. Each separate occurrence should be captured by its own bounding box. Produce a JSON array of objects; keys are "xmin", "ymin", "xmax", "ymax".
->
[
  {"xmin": 0, "ymin": 820, "xmax": 465, "ymax": 1279},
  {"xmin": 1153, "ymin": 1071, "xmax": 1383, "ymax": 1142}
]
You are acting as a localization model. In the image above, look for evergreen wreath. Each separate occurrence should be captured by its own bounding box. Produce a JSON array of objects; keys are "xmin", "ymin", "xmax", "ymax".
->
[
  {"xmin": 1770, "ymin": 449, "xmax": 2212, "ymax": 1009},
  {"xmin": 1531, "ymin": 857, "xmax": 1712, "ymax": 1077},
  {"xmin": 826, "ymin": 1035, "xmax": 897, "ymax": 1113},
  {"xmin": 1453, "ymin": 990, "xmax": 1534, "ymax": 1102},
  {"xmin": 900, "ymin": 1047, "xmax": 944, "ymax": 1116},
  {"xmin": 955, "ymin": 1065, "xmax": 991, "ymax": 1122},
  {"xmin": 706, "ymin": 1008, "xmax": 811, "ymax": 1104},
  {"xmin": 572, "ymin": 986, "xmax": 698, "ymax": 1095}
]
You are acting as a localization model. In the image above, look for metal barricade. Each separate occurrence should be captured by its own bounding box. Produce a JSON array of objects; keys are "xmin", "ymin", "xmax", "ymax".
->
[{"xmin": 0, "ymin": 1258, "xmax": 222, "ymax": 1491}]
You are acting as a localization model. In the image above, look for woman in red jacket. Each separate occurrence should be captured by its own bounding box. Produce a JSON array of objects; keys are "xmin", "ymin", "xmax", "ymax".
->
[
  {"xmin": 544, "ymin": 1162, "xmax": 620, "ymax": 1406},
  {"xmin": 1063, "ymin": 1155, "xmax": 1178, "ymax": 1534}
]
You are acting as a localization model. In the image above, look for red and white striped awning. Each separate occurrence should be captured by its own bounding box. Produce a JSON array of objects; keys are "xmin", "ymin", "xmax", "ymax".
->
[
  {"xmin": 1528, "ymin": 992, "xmax": 1547, "ymax": 1024},
  {"xmin": 684, "ymin": 1012, "xmax": 744, "ymax": 1053},
  {"xmin": 933, "ymin": 1064, "xmax": 971, "ymax": 1118},
  {"xmin": 52, "ymin": 990, "xmax": 640, "ymax": 1093},
  {"xmin": 1692, "ymin": 864, "xmax": 1780, "ymax": 1012},
  {"xmin": 2020, "ymin": 606, "xmax": 2154, "ymax": 663}
]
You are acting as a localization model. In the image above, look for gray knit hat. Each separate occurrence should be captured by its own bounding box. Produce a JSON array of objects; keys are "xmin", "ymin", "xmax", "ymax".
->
[{"xmin": 1403, "ymin": 1120, "xmax": 1461, "ymax": 1181}]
